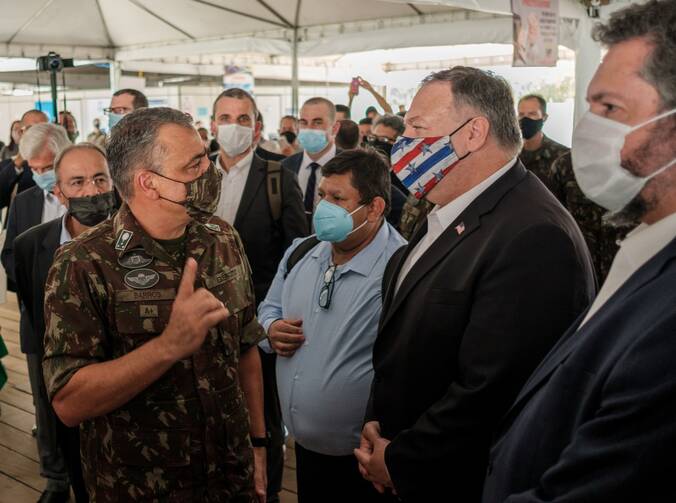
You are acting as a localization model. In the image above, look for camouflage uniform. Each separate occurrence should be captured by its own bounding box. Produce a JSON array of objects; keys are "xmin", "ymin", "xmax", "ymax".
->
[
  {"xmin": 519, "ymin": 134, "xmax": 570, "ymax": 194},
  {"xmin": 550, "ymin": 152, "xmax": 634, "ymax": 284},
  {"xmin": 42, "ymin": 203, "xmax": 265, "ymax": 502},
  {"xmin": 398, "ymin": 195, "xmax": 434, "ymax": 241}
]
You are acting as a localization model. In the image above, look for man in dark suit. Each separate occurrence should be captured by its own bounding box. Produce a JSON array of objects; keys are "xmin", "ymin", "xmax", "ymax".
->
[
  {"xmin": 483, "ymin": 2, "xmax": 676, "ymax": 501},
  {"xmin": 15, "ymin": 142, "xmax": 115, "ymax": 503},
  {"xmin": 281, "ymin": 97, "xmax": 341, "ymax": 224},
  {"xmin": 211, "ymin": 88, "xmax": 307, "ymax": 502},
  {"xmin": 1, "ymin": 123, "xmax": 70, "ymax": 502},
  {"xmin": 0, "ymin": 109, "xmax": 49, "ymax": 215},
  {"xmin": 2, "ymin": 123, "xmax": 71, "ymax": 290},
  {"xmin": 354, "ymin": 67, "xmax": 596, "ymax": 502}
]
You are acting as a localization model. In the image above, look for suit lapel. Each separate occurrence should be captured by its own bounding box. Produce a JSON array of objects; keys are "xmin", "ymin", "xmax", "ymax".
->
[
  {"xmin": 504, "ymin": 236, "xmax": 676, "ymax": 421},
  {"xmin": 38, "ymin": 219, "xmax": 62, "ymax": 284},
  {"xmin": 380, "ymin": 222, "xmax": 427, "ymax": 321},
  {"xmin": 234, "ymin": 155, "xmax": 266, "ymax": 228},
  {"xmin": 31, "ymin": 187, "xmax": 44, "ymax": 225},
  {"xmin": 380, "ymin": 162, "xmax": 528, "ymax": 330}
]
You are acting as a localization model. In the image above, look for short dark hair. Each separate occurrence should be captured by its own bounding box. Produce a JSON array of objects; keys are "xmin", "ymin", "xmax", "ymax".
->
[
  {"xmin": 107, "ymin": 107, "xmax": 194, "ymax": 200},
  {"xmin": 212, "ymin": 88, "xmax": 258, "ymax": 121},
  {"xmin": 336, "ymin": 104, "xmax": 351, "ymax": 119},
  {"xmin": 335, "ymin": 120, "xmax": 360, "ymax": 150},
  {"xmin": 113, "ymin": 88, "xmax": 149, "ymax": 110},
  {"xmin": 321, "ymin": 148, "xmax": 391, "ymax": 216},
  {"xmin": 519, "ymin": 94, "xmax": 547, "ymax": 115},
  {"xmin": 374, "ymin": 114, "xmax": 405, "ymax": 136},
  {"xmin": 359, "ymin": 117, "xmax": 373, "ymax": 126},
  {"xmin": 422, "ymin": 67, "xmax": 522, "ymax": 155},
  {"xmin": 280, "ymin": 115, "xmax": 298, "ymax": 124},
  {"xmin": 302, "ymin": 97, "xmax": 336, "ymax": 123},
  {"xmin": 592, "ymin": 0, "xmax": 676, "ymax": 110},
  {"xmin": 365, "ymin": 106, "xmax": 378, "ymax": 116}
]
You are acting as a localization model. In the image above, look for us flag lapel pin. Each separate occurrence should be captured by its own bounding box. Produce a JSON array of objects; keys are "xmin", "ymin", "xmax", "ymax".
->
[{"xmin": 455, "ymin": 222, "xmax": 465, "ymax": 235}]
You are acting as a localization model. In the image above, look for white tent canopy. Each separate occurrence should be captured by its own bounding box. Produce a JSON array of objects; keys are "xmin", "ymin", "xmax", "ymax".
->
[{"xmin": 0, "ymin": 0, "xmax": 631, "ymax": 115}]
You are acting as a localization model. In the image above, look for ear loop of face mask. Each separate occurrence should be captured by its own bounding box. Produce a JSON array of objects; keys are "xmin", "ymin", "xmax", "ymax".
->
[
  {"xmin": 149, "ymin": 170, "xmax": 191, "ymax": 207},
  {"xmin": 623, "ymin": 108, "xmax": 676, "ymax": 179}
]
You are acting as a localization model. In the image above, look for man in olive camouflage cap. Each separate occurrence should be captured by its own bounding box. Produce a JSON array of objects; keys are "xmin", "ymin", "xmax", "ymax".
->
[
  {"xmin": 42, "ymin": 107, "xmax": 267, "ymax": 502},
  {"xmin": 517, "ymin": 94, "xmax": 569, "ymax": 193}
]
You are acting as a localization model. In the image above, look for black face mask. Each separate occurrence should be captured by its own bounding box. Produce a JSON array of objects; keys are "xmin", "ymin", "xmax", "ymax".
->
[
  {"xmin": 280, "ymin": 131, "xmax": 297, "ymax": 144},
  {"xmin": 68, "ymin": 191, "xmax": 117, "ymax": 227},
  {"xmin": 368, "ymin": 138, "xmax": 394, "ymax": 157},
  {"xmin": 519, "ymin": 117, "xmax": 544, "ymax": 140}
]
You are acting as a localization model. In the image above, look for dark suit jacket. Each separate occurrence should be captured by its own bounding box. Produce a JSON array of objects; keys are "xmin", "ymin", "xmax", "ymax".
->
[
  {"xmin": 13, "ymin": 217, "xmax": 62, "ymax": 354},
  {"xmin": 482, "ymin": 236, "xmax": 676, "ymax": 503},
  {"xmin": 2, "ymin": 185, "xmax": 45, "ymax": 298},
  {"xmin": 366, "ymin": 162, "xmax": 596, "ymax": 502},
  {"xmin": 235, "ymin": 154, "xmax": 307, "ymax": 305},
  {"xmin": 0, "ymin": 159, "xmax": 36, "ymax": 213},
  {"xmin": 388, "ymin": 183, "xmax": 406, "ymax": 231},
  {"xmin": 255, "ymin": 145, "xmax": 286, "ymax": 162},
  {"xmin": 280, "ymin": 150, "xmax": 304, "ymax": 175}
]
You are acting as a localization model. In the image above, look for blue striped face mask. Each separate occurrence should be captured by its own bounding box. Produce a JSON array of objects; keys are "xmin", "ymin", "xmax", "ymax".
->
[{"xmin": 390, "ymin": 117, "xmax": 473, "ymax": 199}]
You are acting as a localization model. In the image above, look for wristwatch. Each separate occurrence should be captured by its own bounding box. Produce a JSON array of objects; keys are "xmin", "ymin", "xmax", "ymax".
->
[{"xmin": 250, "ymin": 432, "xmax": 271, "ymax": 448}]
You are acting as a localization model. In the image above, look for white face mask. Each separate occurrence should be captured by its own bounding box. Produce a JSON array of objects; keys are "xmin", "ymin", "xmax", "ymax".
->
[
  {"xmin": 572, "ymin": 108, "xmax": 676, "ymax": 213},
  {"xmin": 217, "ymin": 123, "xmax": 253, "ymax": 158}
]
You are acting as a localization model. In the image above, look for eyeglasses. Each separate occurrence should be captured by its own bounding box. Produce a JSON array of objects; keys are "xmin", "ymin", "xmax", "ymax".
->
[
  {"xmin": 318, "ymin": 264, "xmax": 337, "ymax": 309},
  {"xmin": 103, "ymin": 107, "xmax": 132, "ymax": 115}
]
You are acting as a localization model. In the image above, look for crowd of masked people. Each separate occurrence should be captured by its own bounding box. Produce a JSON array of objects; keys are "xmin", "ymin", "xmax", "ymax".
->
[{"xmin": 0, "ymin": 2, "xmax": 674, "ymax": 502}]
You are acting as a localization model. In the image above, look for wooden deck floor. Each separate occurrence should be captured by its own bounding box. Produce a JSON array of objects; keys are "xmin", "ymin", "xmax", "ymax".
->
[{"xmin": 0, "ymin": 292, "xmax": 298, "ymax": 503}]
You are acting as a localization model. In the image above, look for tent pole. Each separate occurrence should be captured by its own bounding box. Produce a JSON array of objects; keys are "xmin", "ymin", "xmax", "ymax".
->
[
  {"xmin": 573, "ymin": 15, "xmax": 601, "ymax": 126},
  {"xmin": 291, "ymin": 26, "xmax": 299, "ymax": 115},
  {"xmin": 109, "ymin": 61, "xmax": 121, "ymax": 92}
]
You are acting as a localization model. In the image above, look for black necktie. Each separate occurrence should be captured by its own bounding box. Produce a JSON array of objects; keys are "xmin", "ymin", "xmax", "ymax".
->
[{"xmin": 304, "ymin": 162, "xmax": 320, "ymax": 214}]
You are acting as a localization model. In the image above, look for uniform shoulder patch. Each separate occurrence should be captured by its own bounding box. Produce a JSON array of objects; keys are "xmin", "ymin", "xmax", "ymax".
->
[
  {"xmin": 204, "ymin": 223, "xmax": 221, "ymax": 232},
  {"xmin": 115, "ymin": 230, "xmax": 134, "ymax": 251}
]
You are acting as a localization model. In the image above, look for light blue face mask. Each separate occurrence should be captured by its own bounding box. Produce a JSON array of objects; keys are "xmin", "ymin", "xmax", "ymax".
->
[
  {"xmin": 298, "ymin": 128, "xmax": 329, "ymax": 154},
  {"xmin": 312, "ymin": 199, "xmax": 367, "ymax": 242},
  {"xmin": 108, "ymin": 112, "xmax": 125, "ymax": 130},
  {"xmin": 32, "ymin": 169, "xmax": 57, "ymax": 192}
]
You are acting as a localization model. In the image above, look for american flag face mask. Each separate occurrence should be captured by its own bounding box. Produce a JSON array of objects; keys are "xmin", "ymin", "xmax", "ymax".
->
[{"xmin": 390, "ymin": 117, "xmax": 473, "ymax": 199}]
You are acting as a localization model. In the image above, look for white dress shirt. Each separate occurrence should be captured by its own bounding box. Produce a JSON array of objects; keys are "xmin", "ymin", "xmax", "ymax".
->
[
  {"xmin": 297, "ymin": 143, "xmax": 337, "ymax": 204},
  {"xmin": 59, "ymin": 213, "xmax": 73, "ymax": 245},
  {"xmin": 214, "ymin": 150, "xmax": 254, "ymax": 225},
  {"xmin": 42, "ymin": 190, "xmax": 66, "ymax": 224},
  {"xmin": 395, "ymin": 157, "xmax": 517, "ymax": 293},
  {"xmin": 580, "ymin": 211, "xmax": 676, "ymax": 327}
]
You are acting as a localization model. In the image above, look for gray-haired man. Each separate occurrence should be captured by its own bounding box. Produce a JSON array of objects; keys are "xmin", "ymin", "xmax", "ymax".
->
[
  {"xmin": 1, "ymin": 122, "xmax": 71, "ymax": 502},
  {"xmin": 355, "ymin": 67, "xmax": 595, "ymax": 501}
]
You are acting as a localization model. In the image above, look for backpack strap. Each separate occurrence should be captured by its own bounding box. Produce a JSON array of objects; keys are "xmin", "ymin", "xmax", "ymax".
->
[
  {"xmin": 284, "ymin": 236, "xmax": 320, "ymax": 279},
  {"xmin": 266, "ymin": 160, "xmax": 283, "ymax": 223}
]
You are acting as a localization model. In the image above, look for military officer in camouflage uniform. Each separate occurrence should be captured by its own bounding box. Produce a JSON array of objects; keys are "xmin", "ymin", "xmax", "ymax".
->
[
  {"xmin": 517, "ymin": 94, "xmax": 569, "ymax": 192},
  {"xmin": 550, "ymin": 151, "xmax": 634, "ymax": 283},
  {"xmin": 42, "ymin": 107, "xmax": 267, "ymax": 502}
]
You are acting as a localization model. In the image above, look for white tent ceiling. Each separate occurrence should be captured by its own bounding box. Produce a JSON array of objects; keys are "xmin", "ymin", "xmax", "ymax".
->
[
  {"xmin": 1, "ymin": 0, "xmax": 635, "ymax": 118},
  {"xmin": 1, "ymin": 0, "xmax": 487, "ymax": 60}
]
